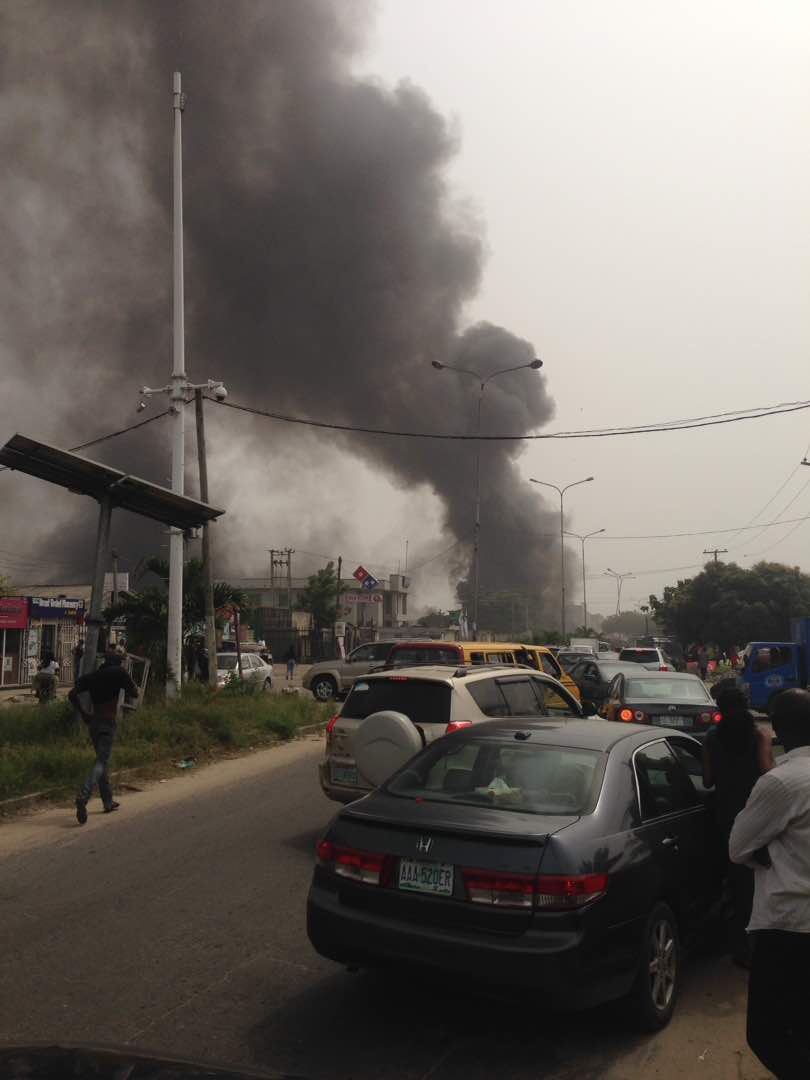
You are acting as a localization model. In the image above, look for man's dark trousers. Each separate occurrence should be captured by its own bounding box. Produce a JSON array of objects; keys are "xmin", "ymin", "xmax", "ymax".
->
[
  {"xmin": 79, "ymin": 723, "xmax": 115, "ymax": 808},
  {"xmin": 747, "ymin": 930, "xmax": 810, "ymax": 1077}
]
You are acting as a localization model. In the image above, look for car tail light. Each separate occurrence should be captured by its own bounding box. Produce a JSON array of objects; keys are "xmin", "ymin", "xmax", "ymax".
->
[
  {"xmin": 325, "ymin": 714, "xmax": 340, "ymax": 736},
  {"xmin": 316, "ymin": 840, "xmax": 389, "ymax": 886},
  {"xmin": 535, "ymin": 873, "xmax": 609, "ymax": 909},
  {"xmin": 619, "ymin": 708, "xmax": 634, "ymax": 722},
  {"xmin": 713, "ymin": 711, "xmax": 722, "ymax": 724},
  {"xmin": 461, "ymin": 868, "xmax": 608, "ymax": 910},
  {"xmin": 445, "ymin": 720, "xmax": 473, "ymax": 734},
  {"xmin": 660, "ymin": 665, "xmax": 670, "ymax": 672}
]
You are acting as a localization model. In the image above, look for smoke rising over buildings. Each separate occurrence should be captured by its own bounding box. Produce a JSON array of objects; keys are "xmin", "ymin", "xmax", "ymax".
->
[{"xmin": 0, "ymin": 0, "xmax": 561, "ymax": 618}]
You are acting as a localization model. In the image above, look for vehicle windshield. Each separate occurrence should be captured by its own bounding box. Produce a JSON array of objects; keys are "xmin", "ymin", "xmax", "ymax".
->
[
  {"xmin": 387, "ymin": 738, "xmax": 605, "ymax": 816},
  {"xmin": 625, "ymin": 678, "xmax": 710, "ymax": 702},
  {"xmin": 389, "ymin": 646, "xmax": 461, "ymax": 666},
  {"xmin": 342, "ymin": 677, "xmax": 452, "ymax": 724},
  {"xmin": 217, "ymin": 655, "xmax": 239, "ymax": 670},
  {"xmin": 619, "ymin": 649, "xmax": 660, "ymax": 663}
]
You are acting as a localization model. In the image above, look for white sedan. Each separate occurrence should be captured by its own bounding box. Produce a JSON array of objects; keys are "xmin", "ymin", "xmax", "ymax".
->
[{"xmin": 216, "ymin": 652, "xmax": 273, "ymax": 690}]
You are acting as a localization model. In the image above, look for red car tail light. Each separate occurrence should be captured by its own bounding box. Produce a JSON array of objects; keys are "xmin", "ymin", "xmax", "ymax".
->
[
  {"xmin": 461, "ymin": 868, "xmax": 609, "ymax": 910},
  {"xmin": 445, "ymin": 720, "xmax": 473, "ymax": 734},
  {"xmin": 660, "ymin": 665, "xmax": 670, "ymax": 672},
  {"xmin": 713, "ymin": 711, "xmax": 722, "ymax": 724},
  {"xmin": 619, "ymin": 708, "xmax": 634, "ymax": 722},
  {"xmin": 535, "ymin": 873, "xmax": 609, "ymax": 909},
  {"xmin": 462, "ymin": 868, "xmax": 537, "ymax": 908},
  {"xmin": 316, "ymin": 840, "xmax": 389, "ymax": 886}
]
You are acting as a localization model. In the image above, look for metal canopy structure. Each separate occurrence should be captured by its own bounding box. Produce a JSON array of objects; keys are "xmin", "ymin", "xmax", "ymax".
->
[
  {"xmin": 0, "ymin": 434, "xmax": 223, "ymax": 529},
  {"xmin": 0, "ymin": 432, "xmax": 225, "ymax": 679}
]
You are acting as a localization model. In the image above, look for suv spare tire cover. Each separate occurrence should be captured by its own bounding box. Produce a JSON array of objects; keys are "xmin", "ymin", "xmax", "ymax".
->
[{"xmin": 353, "ymin": 710, "xmax": 424, "ymax": 788}]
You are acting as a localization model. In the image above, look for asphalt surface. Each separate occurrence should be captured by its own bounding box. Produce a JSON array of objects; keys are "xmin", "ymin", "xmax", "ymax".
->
[{"xmin": 0, "ymin": 738, "xmax": 766, "ymax": 1080}]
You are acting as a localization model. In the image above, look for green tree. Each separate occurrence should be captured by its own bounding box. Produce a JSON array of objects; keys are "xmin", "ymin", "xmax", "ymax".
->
[
  {"xmin": 0, "ymin": 574, "xmax": 11, "ymax": 597},
  {"xmin": 649, "ymin": 560, "xmax": 810, "ymax": 649},
  {"xmin": 417, "ymin": 608, "xmax": 452, "ymax": 628},
  {"xmin": 601, "ymin": 610, "xmax": 657, "ymax": 639},
  {"xmin": 301, "ymin": 562, "xmax": 339, "ymax": 631}
]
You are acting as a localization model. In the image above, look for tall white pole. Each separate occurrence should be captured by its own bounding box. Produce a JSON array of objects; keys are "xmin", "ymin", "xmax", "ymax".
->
[{"xmin": 167, "ymin": 71, "xmax": 186, "ymax": 697}]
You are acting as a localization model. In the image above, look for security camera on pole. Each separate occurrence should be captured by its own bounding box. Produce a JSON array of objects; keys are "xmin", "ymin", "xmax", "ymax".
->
[{"xmin": 138, "ymin": 73, "xmax": 226, "ymax": 697}]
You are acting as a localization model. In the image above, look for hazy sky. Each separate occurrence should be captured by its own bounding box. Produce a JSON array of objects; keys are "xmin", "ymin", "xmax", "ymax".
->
[{"xmin": 358, "ymin": 0, "xmax": 810, "ymax": 613}]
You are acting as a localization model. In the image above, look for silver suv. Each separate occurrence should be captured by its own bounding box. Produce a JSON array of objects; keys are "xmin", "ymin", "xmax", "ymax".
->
[
  {"xmin": 319, "ymin": 664, "xmax": 586, "ymax": 803},
  {"xmin": 303, "ymin": 642, "xmax": 395, "ymax": 702}
]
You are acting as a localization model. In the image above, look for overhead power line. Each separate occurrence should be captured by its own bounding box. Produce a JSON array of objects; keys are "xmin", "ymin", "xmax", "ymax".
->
[
  {"xmin": 214, "ymin": 396, "xmax": 810, "ymax": 442},
  {"xmin": 590, "ymin": 513, "xmax": 810, "ymax": 541}
]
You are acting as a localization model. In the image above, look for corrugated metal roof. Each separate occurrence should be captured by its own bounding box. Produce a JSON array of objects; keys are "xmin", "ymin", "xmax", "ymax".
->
[{"xmin": 0, "ymin": 433, "xmax": 224, "ymax": 530}]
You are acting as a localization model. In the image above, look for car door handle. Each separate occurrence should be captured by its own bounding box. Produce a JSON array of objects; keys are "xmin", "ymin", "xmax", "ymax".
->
[{"xmin": 660, "ymin": 836, "xmax": 679, "ymax": 850}]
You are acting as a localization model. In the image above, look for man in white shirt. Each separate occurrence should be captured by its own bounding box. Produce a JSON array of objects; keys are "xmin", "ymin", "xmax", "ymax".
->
[{"xmin": 729, "ymin": 688, "xmax": 810, "ymax": 1078}]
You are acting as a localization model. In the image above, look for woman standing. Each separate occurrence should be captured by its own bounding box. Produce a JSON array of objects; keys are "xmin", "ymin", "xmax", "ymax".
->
[{"xmin": 703, "ymin": 686, "xmax": 773, "ymax": 966}]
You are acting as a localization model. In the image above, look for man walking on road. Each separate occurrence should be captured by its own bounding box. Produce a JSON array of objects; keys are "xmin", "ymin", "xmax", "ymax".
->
[
  {"xmin": 730, "ymin": 688, "xmax": 810, "ymax": 1078},
  {"xmin": 68, "ymin": 651, "xmax": 139, "ymax": 825}
]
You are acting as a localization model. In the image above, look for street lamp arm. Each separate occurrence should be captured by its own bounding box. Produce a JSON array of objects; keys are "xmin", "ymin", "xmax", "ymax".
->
[
  {"xmin": 561, "ymin": 476, "xmax": 595, "ymax": 497},
  {"xmin": 481, "ymin": 362, "xmax": 540, "ymax": 387},
  {"xmin": 529, "ymin": 478, "xmax": 562, "ymax": 496}
]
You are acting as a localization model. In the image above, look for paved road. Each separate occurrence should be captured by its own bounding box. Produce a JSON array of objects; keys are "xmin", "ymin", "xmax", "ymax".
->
[{"xmin": 0, "ymin": 739, "xmax": 765, "ymax": 1079}]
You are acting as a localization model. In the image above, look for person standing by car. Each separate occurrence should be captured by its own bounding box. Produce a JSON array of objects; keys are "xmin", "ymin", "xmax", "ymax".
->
[
  {"xmin": 68, "ymin": 651, "xmax": 139, "ymax": 825},
  {"xmin": 697, "ymin": 644, "xmax": 709, "ymax": 681},
  {"xmin": 703, "ymin": 687, "xmax": 773, "ymax": 966},
  {"xmin": 730, "ymin": 688, "xmax": 810, "ymax": 1077}
]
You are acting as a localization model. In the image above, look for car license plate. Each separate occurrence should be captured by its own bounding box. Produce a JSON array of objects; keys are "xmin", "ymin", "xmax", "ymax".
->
[
  {"xmin": 398, "ymin": 858, "xmax": 454, "ymax": 896},
  {"xmin": 330, "ymin": 762, "xmax": 359, "ymax": 785},
  {"xmin": 652, "ymin": 715, "xmax": 691, "ymax": 728}
]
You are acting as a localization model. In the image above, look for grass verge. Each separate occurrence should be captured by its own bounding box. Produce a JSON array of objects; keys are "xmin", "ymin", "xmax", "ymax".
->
[{"xmin": 0, "ymin": 685, "xmax": 329, "ymax": 805}]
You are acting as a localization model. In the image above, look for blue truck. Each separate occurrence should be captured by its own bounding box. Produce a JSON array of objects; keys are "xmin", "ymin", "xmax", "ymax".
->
[{"xmin": 739, "ymin": 617, "xmax": 810, "ymax": 712}]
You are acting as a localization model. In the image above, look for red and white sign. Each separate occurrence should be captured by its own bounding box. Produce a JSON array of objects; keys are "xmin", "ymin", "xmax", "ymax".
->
[
  {"xmin": 353, "ymin": 565, "xmax": 370, "ymax": 583},
  {"xmin": 0, "ymin": 597, "xmax": 30, "ymax": 630}
]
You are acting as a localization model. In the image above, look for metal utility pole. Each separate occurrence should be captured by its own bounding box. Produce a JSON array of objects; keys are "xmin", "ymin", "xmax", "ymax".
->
[
  {"xmin": 605, "ymin": 568, "xmax": 634, "ymax": 616},
  {"xmin": 565, "ymin": 528, "xmax": 605, "ymax": 633},
  {"xmin": 334, "ymin": 555, "xmax": 343, "ymax": 653},
  {"xmin": 138, "ymin": 73, "xmax": 227, "ymax": 697},
  {"xmin": 530, "ymin": 477, "xmax": 595, "ymax": 640},
  {"xmin": 195, "ymin": 389, "xmax": 218, "ymax": 687},
  {"xmin": 82, "ymin": 496, "xmax": 113, "ymax": 676},
  {"xmin": 703, "ymin": 548, "xmax": 728, "ymax": 564},
  {"xmin": 432, "ymin": 356, "xmax": 542, "ymax": 638},
  {"xmin": 111, "ymin": 549, "xmax": 120, "ymax": 607}
]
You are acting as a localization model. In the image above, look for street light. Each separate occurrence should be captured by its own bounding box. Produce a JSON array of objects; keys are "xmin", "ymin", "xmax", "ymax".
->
[
  {"xmin": 564, "ymin": 528, "xmax": 605, "ymax": 633},
  {"xmin": 432, "ymin": 355, "xmax": 543, "ymax": 637},
  {"xmin": 530, "ymin": 477, "xmax": 594, "ymax": 640},
  {"xmin": 605, "ymin": 567, "xmax": 634, "ymax": 616}
]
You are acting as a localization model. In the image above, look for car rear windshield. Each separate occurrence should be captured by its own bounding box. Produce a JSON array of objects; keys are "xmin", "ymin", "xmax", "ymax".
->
[
  {"xmin": 387, "ymin": 738, "xmax": 604, "ymax": 816},
  {"xmin": 619, "ymin": 649, "xmax": 659, "ymax": 663},
  {"xmin": 389, "ymin": 646, "xmax": 462, "ymax": 667},
  {"xmin": 217, "ymin": 655, "xmax": 238, "ymax": 670},
  {"xmin": 625, "ymin": 678, "xmax": 710, "ymax": 702},
  {"xmin": 342, "ymin": 677, "xmax": 452, "ymax": 725}
]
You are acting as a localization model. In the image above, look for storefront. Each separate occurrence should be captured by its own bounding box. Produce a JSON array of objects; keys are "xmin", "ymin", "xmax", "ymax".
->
[
  {"xmin": 0, "ymin": 597, "xmax": 29, "ymax": 687},
  {"xmin": 27, "ymin": 597, "xmax": 85, "ymax": 683}
]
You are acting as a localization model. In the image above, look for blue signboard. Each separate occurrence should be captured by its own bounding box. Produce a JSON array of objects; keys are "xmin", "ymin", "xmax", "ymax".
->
[{"xmin": 361, "ymin": 574, "xmax": 379, "ymax": 591}]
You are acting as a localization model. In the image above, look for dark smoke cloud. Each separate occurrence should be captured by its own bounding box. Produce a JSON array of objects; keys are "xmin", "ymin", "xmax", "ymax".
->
[{"xmin": 0, "ymin": 0, "xmax": 561, "ymax": 614}]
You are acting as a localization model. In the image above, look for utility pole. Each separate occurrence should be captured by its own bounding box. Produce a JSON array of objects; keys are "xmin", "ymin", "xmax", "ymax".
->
[
  {"xmin": 605, "ymin": 568, "xmax": 634, "ymax": 616},
  {"xmin": 703, "ymin": 548, "xmax": 728, "ymax": 564},
  {"xmin": 111, "ymin": 549, "xmax": 119, "ymax": 607},
  {"xmin": 195, "ymin": 389, "xmax": 218, "ymax": 688},
  {"xmin": 138, "ymin": 73, "xmax": 227, "ymax": 697},
  {"xmin": 334, "ymin": 555, "xmax": 342, "ymax": 655},
  {"xmin": 530, "ymin": 477, "xmax": 595, "ymax": 640}
]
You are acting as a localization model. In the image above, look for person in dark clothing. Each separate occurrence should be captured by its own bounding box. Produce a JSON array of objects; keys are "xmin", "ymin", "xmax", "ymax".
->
[
  {"xmin": 68, "ymin": 651, "xmax": 139, "ymax": 825},
  {"xmin": 703, "ymin": 686, "xmax": 773, "ymax": 965},
  {"xmin": 72, "ymin": 641, "xmax": 84, "ymax": 684},
  {"xmin": 284, "ymin": 643, "xmax": 297, "ymax": 681}
]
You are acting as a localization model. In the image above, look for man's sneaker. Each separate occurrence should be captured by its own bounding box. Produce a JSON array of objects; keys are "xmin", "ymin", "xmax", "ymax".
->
[
  {"xmin": 75, "ymin": 798, "xmax": 88, "ymax": 825},
  {"xmin": 103, "ymin": 801, "xmax": 120, "ymax": 814}
]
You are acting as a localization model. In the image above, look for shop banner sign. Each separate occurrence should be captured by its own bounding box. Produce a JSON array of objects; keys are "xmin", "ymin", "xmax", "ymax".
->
[
  {"xmin": 340, "ymin": 592, "xmax": 383, "ymax": 604},
  {"xmin": 0, "ymin": 597, "xmax": 29, "ymax": 629},
  {"xmin": 29, "ymin": 597, "xmax": 85, "ymax": 620}
]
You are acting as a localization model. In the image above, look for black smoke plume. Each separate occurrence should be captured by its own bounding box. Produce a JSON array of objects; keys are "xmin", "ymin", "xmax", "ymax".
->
[{"xmin": 0, "ymin": 0, "xmax": 561, "ymax": 619}]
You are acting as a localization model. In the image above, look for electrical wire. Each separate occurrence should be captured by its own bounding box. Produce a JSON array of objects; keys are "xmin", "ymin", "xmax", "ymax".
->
[
  {"xmin": 588, "ymin": 513, "xmax": 810, "ymax": 541},
  {"xmin": 724, "ymin": 460, "xmax": 804, "ymax": 546},
  {"xmin": 214, "ymin": 396, "xmax": 810, "ymax": 442}
]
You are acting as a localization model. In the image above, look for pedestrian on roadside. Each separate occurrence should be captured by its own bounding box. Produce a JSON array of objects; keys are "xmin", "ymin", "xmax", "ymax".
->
[
  {"xmin": 72, "ymin": 641, "xmax": 84, "ymax": 684},
  {"xmin": 730, "ymin": 688, "xmax": 810, "ymax": 1077},
  {"xmin": 284, "ymin": 643, "xmax": 297, "ymax": 681},
  {"xmin": 703, "ymin": 686, "xmax": 773, "ymax": 966},
  {"xmin": 729, "ymin": 646, "xmax": 739, "ymax": 670},
  {"xmin": 697, "ymin": 644, "xmax": 709, "ymax": 681},
  {"xmin": 68, "ymin": 650, "xmax": 139, "ymax": 825}
]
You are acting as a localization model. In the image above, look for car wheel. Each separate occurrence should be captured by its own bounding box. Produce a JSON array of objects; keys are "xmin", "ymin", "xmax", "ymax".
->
[
  {"xmin": 629, "ymin": 902, "xmax": 681, "ymax": 1031},
  {"xmin": 311, "ymin": 675, "xmax": 337, "ymax": 702},
  {"xmin": 263, "ymin": 678, "xmax": 272, "ymax": 691}
]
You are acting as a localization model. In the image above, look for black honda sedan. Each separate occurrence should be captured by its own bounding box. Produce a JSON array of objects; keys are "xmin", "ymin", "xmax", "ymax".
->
[
  {"xmin": 307, "ymin": 719, "xmax": 722, "ymax": 1030},
  {"xmin": 601, "ymin": 671, "xmax": 719, "ymax": 740}
]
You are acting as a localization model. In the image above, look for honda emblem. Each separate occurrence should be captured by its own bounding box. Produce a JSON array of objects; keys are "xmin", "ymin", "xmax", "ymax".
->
[{"xmin": 416, "ymin": 836, "xmax": 433, "ymax": 855}]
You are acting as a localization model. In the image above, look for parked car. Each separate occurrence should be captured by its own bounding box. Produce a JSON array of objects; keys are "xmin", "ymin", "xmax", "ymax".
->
[
  {"xmin": 566, "ymin": 657, "xmax": 643, "ymax": 710},
  {"xmin": 557, "ymin": 649, "xmax": 594, "ymax": 672},
  {"xmin": 618, "ymin": 646, "xmax": 674, "ymax": 671},
  {"xmin": 216, "ymin": 651, "xmax": 273, "ymax": 690},
  {"xmin": 601, "ymin": 671, "xmax": 719, "ymax": 739},
  {"xmin": 302, "ymin": 642, "xmax": 396, "ymax": 701},
  {"xmin": 308, "ymin": 718, "xmax": 722, "ymax": 1030},
  {"xmin": 319, "ymin": 665, "xmax": 586, "ymax": 804},
  {"xmin": 384, "ymin": 641, "xmax": 581, "ymax": 702}
]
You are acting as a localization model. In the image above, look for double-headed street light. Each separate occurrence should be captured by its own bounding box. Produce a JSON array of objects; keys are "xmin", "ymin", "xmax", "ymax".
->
[
  {"xmin": 432, "ymin": 356, "xmax": 543, "ymax": 637},
  {"xmin": 564, "ymin": 528, "xmax": 605, "ymax": 634},
  {"xmin": 605, "ymin": 567, "xmax": 635, "ymax": 615},
  {"xmin": 530, "ymin": 477, "xmax": 594, "ymax": 640}
]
